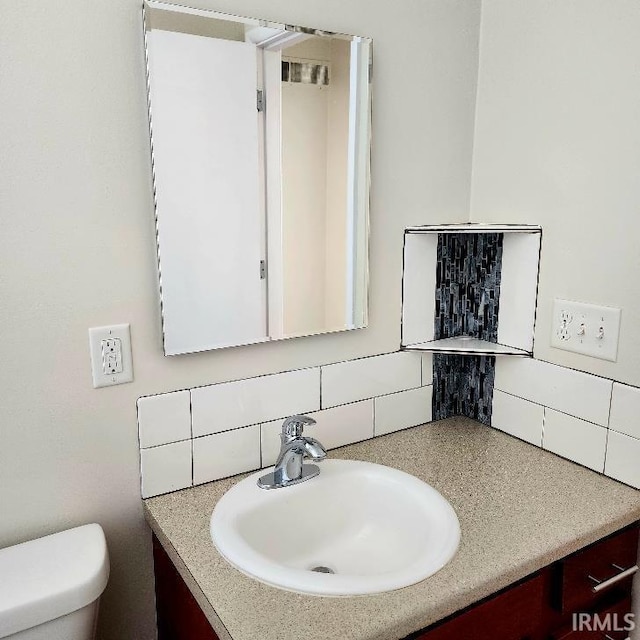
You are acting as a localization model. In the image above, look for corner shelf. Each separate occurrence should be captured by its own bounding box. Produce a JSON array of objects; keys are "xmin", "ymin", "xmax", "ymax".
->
[
  {"xmin": 401, "ymin": 336, "xmax": 531, "ymax": 357},
  {"xmin": 401, "ymin": 223, "xmax": 542, "ymax": 357},
  {"xmin": 405, "ymin": 223, "xmax": 541, "ymax": 234}
]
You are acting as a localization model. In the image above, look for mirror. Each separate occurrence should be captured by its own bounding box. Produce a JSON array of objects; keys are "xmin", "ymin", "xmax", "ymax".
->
[{"xmin": 143, "ymin": 1, "xmax": 372, "ymax": 355}]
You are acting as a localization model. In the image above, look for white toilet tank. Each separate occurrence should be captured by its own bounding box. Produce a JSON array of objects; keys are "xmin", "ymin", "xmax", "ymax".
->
[{"xmin": 0, "ymin": 524, "xmax": 109, "ymax": 640}]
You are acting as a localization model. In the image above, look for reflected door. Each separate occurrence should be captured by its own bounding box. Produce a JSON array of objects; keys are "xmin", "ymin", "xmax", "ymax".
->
[{"xmin": 147, "ymin": 29, "xmax": 267, "ymax": 354}]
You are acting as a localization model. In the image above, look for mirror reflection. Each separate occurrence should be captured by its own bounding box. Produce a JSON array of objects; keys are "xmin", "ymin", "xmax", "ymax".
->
[{"xmin": 143, "ymin": 1, "xmax": 372, "ymax": 355}]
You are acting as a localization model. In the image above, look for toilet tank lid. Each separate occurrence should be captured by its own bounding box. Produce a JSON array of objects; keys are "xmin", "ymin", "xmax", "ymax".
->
[{"xmin": 0, "ymin": 523, "xmax": 109, "ymax": 639}]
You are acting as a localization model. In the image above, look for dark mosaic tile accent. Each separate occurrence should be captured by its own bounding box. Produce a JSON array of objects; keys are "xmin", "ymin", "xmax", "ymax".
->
[
  {"xmin": 434, "ymin": 233, "xmax": 503, "ymax": 342},
  {"xmin": 432, "ymin": 354, "xmax": 496, "ymax": 426},
  {"xmin": 432, "ymin": 233, "xmax": 503, "ymax": 424}
]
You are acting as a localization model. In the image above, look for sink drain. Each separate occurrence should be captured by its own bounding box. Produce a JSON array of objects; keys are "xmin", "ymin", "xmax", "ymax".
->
[{"xmin": 310, "ymin": 565, "xmax": 335, "ymax": 574}]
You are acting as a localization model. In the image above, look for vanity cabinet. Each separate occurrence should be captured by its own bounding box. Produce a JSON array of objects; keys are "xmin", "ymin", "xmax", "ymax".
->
[
  {"xmin": 415, "ymin": 524, "xmax": 638, "ymax": 640},
  {"xmin": 153, "ymin": 536, "xmax": 221, "ymax": 640},
  {"xmin": 152, "ymin": 523, "xmax": 638, "ymax": 640},
  {"xmin": 412, "ymin": 572, "xmax": 548, "ymax": 640},
  {"xmin": 555, "ymin": 525, "xmax": 638, "ymax": 615}
]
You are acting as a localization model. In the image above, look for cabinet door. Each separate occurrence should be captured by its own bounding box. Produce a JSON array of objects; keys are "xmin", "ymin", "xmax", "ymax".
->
[
  {"xmin": 414, "ymin": 572, "xmax": 548, "ymax": 640},
  {"xmin": 153, "ymin": 536, "xmax": 221, "ymax": 640}
]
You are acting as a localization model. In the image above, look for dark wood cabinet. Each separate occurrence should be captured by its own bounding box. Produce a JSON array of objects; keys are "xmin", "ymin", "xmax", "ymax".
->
[
  {"xmin": 411, "ymin": 572, "xmax": 549, "ymax": 640},
  {"xmin": 152, "ymin": 523, "xmax": 638, "ymax": 640},
  {"xmin": 550, "ymin": 597, "xmax": 633, "ymax": 640},
  {"xmin": 556, "ymin": 526, "xmax": 638, "ymax": 615},
  {"xmin": 413, "ymin": 524, "xmax": 638, "ymax": 640},
  {"xmin": 153, "ymin": 536, "xmax": 221, "ymax": 640}
]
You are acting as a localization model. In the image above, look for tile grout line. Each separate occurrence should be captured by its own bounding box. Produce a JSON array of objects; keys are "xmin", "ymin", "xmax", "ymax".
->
[
  {"xmin": 606, "ymin": 381, "xmax": 614, "ymax": 429},
  {"xmin": 493, "ymin": 387, "xmax": 609, "ymax": 429},
  {"xmin": 189, "ymin": 390, "xmax": 194, "ymax": 487},
  {"xmin": 602, "ymin": 383, "xmax": 614, "ymax": 473},
  {"xmin": 137, "ymin": 355, "xmax": 640, "ymax": 411},
  {"xmin": 372, "ymin": 395, "xmax": 376, "ymax": 437}
]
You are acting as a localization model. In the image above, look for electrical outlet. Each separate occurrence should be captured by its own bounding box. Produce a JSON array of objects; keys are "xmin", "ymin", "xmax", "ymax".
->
[
  {"xmin": 89, "ymin": 324, "xmax": 133, "ymax": 388},
  {"xmin": 550, "ymin": 299, "xmax": 621, "ymax": 362},
  {"xmin": 101, "ymin": 338, "xmax": 123, "ymax": 374}
]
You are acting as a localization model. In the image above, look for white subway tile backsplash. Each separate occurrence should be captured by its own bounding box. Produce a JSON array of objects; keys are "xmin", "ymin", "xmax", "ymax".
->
[
  {"xmin": 543, "ymin": 409, "xmax": 607, "ymax": 472},
  {"xmin": 313, "ymin": 400, "xmax": 375, "ymax": 448},
  {"xmin": 260, "ymin": 423, "xmax": 282, "ymax": 467},
  {"xmin": 604, "ymin": 431, "xmax": 640, "ymax": 489},
  {"xmin": 193, "ymin": 425, "xmax": 261, "ymax": 485},
  {"xmin": 609, "ymin": 383, "xmax": 640, "ymax": 440},
  {"xmin": 494, "ymin": 358, "xmax": 612, "ymax": 426},
  {"xmin": 321, "ymin": 352, "xmax": 422, "ymax": 409},
  {"xmin": 421, "ymin": 354, "xmax": 433, "ymax": 386},
  {"xmin": 137, "ymin": 348, "xmax": 636, "ymax": 501},
  {"xmin": 375, "ymin": 386, "xmax": 432, "ymax": 436},
  {"xmin": 140, "ymin": 440, "xmax": 192, "ymax": 499},
  {"xmin": 137, "ymin": 390, "xmax": 191, "ymax": 449},
  {"xmin": 191, "ymin": 368, "xmax": 320, "ymax": 437},
  {"xmin": 261, "ymin": 400, "xmax": 374, "ymax": 467},
  {"xmin": 491, "ymin": 390, "xmax": 543, "ymax": 447}
]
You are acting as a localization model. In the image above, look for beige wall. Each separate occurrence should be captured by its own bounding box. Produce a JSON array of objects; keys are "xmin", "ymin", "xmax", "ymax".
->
[
  {"xmin": 470, "ymin": 0, "xmax": 640, "ymax": 386},
  {"xmin": 470, "ymin": 2, "xmax": 640, "ymax": 634},
  {"xmin": 0, "ymin": 1, "xmax": 481, "ymax": 638}
]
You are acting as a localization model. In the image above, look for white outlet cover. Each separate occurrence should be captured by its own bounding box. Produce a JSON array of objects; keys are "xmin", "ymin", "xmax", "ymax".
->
[
  {"xmin": 89, "ymin": 324, "xmax": 134, "ymax": 388},
  {"xmin": 550, "ymin": 299, "xmax": 621, "ymax": 362}
]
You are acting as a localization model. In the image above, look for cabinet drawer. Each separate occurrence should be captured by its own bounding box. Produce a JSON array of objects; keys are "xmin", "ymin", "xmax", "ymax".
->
[{"xmin": 557, "ymin": 526, "xmax": 639, "ymax": 614}]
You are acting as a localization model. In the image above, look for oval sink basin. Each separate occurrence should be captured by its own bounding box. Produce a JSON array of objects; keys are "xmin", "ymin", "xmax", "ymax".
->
[{"xmin": 210, "ymin": 460, "xmax": 460, "ymax": 596}]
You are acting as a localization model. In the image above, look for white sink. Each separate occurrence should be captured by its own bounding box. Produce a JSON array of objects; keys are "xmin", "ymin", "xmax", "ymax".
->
[{"xmin": 210, "ymin": 460, "xmax": 460, "ymax": 596}]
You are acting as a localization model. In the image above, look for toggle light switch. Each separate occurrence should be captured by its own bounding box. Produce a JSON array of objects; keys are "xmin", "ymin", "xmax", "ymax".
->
[{"xmin": 550, "ymin": 299, "xmax": 621, "ymax": 362}]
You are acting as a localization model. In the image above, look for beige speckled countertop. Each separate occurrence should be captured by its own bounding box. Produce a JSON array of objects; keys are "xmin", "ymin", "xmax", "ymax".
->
[{"xmin": 144, "ymin": 417, "xmax": 640, "ymax": 640}]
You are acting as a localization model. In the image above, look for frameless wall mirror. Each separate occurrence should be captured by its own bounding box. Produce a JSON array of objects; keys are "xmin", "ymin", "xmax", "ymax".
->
[{"xmin": 143, "ymin": 1, "xmax": 372, "ymax": 355}]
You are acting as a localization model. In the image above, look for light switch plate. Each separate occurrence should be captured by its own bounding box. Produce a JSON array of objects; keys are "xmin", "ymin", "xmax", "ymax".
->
[
  {"xmin": 550, "ymin": 299, "xmax": 621, "ymax": 362},
  {"xmin": 89, "ymin": 324, "xmax": 133, "ymax": 387}
]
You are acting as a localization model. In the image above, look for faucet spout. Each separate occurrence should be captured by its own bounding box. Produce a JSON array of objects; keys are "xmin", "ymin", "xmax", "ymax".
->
[{"xmin": 302, "ymin": 437, "xmax": 327, "ymax": 461}]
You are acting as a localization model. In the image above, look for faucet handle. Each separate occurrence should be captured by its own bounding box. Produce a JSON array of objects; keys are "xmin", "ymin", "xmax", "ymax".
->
[{"xmin": 281, "ymin": 414, "xmax": 316, "ymax": 437}]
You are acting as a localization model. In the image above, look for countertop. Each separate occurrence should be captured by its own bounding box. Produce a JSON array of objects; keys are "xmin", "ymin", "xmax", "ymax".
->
[{"xmin": 144, "ymin": 417, "xmax": 640, "ymax": 640}]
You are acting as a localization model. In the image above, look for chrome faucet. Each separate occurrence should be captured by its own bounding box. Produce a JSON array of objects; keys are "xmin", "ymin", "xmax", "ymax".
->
[{"xmin": 257, "ymin": 415, "xmax": 327, "ymax": 489}]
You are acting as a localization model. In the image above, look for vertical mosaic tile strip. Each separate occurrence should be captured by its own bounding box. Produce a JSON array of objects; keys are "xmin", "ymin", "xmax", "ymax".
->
[
  {"xmin": 433, "ymin": 354, "xmax": 462, "ymax": 421},
  {"xmin": 432, "ymin": 355, "xmax": 495, "ymax": 426},
  {"xmin": 434, "ymin": 233, "xmax": 503, "ymax": 342},
  {"xmin": 432, "ymin": 233, "xmax": 503, "ymax": 424}
]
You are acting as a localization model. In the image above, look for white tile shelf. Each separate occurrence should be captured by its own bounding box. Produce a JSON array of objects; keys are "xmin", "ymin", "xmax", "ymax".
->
[
  {"xmin": 402, "ymin": 336, "xmax": 531, "ymax": 356},
  {"xmin": 401, "ymin": 222, "xmax": 542, "ymax": 356}
]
